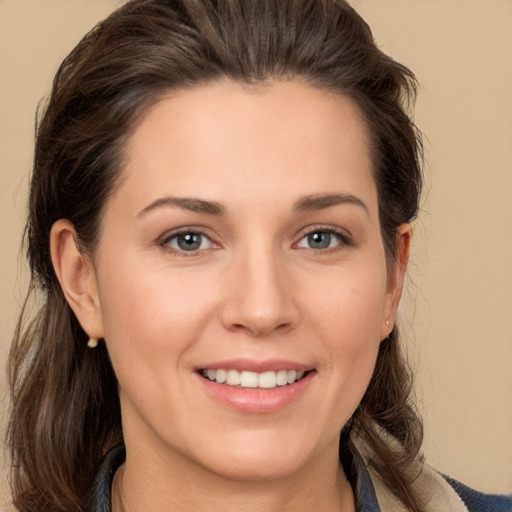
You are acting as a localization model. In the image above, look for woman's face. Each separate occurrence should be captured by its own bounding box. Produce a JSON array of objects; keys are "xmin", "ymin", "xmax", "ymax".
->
[{"xmin": 89, "ymin": 81, "xmax": 407, "ymax": 481}]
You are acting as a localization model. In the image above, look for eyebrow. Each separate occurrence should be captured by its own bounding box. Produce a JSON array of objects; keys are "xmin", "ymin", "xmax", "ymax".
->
[
  {"xmin": 137, "ymin": 196, "xmax": 225, "ymax": 217},
  {"xmin": 137, "ymin": 192, "xmax": 368, "ymax": 218},
  {"xmin": 293, "ymin": 193, "xmax": 369, "ymax": 215}
]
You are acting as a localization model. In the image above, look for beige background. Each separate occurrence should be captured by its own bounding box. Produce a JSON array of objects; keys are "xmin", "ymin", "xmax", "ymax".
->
[{"xmin": 1, "ymin": 0, "xmax": 510, "ymax": 507}]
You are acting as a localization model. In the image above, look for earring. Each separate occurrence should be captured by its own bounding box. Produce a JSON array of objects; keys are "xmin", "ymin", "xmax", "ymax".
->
[
  {"xmin": 385, "ymin": 319, "xmax": 390, "ymax": 326},
  {"xmin": 87, "ymin": 337, "xmax": 99, "ymax": 348}
]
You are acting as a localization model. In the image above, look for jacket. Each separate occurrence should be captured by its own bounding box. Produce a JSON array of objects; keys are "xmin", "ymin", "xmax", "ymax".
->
[{"xmin": 86, "ymin": 443, "xmax": 512, "ymax": 511}]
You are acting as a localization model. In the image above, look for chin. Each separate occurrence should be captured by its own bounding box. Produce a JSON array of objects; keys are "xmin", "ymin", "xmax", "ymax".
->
[
  {"xmin": 191, "ymin": 429, "xmax": 324, "ymax": 483},
  {"xmin": 205, "ymin": 453, "xmax": 307, "ymax": 483}
]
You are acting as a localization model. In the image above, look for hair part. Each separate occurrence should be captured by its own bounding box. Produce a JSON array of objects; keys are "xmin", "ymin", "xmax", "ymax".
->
[{"xmin": 8, "ymin": 1, "xmax": 424, "ymax": 510}]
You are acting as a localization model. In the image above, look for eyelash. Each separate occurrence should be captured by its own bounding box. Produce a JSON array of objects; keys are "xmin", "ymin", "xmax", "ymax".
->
[
  {"xmin": 159, "ymin": 227, "xmax": 217, "ymax": 256},
  {"xmin": 159, "ymin": 225, "xmax": 351, "ymax": 256},
  {"xmin": 295, "ymin": 225, "xmax": 351, "ymax": 253}
]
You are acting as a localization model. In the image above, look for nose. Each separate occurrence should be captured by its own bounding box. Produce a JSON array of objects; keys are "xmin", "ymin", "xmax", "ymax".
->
[{"xmin": 219, "ymin": 247, "xmax": 300, "ymax": 337}]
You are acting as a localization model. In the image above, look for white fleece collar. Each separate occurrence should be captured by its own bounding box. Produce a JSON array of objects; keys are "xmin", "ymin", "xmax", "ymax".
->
[{"xmin": 352, "ymin": 434, "xmax": 470, "ymax": 512}]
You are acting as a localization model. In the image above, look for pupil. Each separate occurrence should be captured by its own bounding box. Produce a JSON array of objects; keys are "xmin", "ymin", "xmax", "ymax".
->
[
  {"xmin": 309, "ymin": 232, "xmax": 330, "ymax": 249},
  {"xmin": 178, "ymin": 233, "xmax": 201, "ymax": 251}
]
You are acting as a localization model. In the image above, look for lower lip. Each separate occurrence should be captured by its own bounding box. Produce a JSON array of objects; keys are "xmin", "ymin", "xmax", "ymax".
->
[{"xmin": 197, "ymin": 371, "xmax": 315, "ymax": 413}]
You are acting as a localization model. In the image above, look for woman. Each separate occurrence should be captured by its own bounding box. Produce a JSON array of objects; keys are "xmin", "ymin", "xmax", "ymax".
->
[{"xmin": 6, "ymin": 1, "xmax": 511, "ymax": 511}]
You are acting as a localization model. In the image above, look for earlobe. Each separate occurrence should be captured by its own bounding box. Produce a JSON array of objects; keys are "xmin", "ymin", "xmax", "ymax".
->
[
  {"xmin": 381, "ymin": 223, "xmax": 411, "ymax": 338},
  {"xmin": 50, "ymin": 219, "xmax": 104, "ymax": 340}
]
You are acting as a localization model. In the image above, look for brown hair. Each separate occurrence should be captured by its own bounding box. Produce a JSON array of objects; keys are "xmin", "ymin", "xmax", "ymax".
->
[{"xmin": 7, "ymin": 1, "xmax": 424, "ymax": 510}]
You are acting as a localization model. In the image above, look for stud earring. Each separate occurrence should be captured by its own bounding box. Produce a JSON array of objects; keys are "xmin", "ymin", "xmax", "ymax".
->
[
  {"xmin": 87, "ymin": 337, "xmax": 99, "ymax": 348},
  {"xmin": 385, "ymin": 319, "xmax": 390, "ymax": 326}
]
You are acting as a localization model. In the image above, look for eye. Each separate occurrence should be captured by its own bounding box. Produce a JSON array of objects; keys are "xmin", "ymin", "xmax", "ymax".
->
[
  {"xmin": 163, "ymin": 231, "xmax": 213, "ymax": 252},
  {"xmin": 296, "ymin": 229, "xmax": 347, "ymax": 250}
]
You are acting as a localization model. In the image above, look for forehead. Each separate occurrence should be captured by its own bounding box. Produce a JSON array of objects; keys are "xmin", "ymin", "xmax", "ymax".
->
[{"xmin": 117, "ymin": 80, "xmax": 376, "ymax": 213}]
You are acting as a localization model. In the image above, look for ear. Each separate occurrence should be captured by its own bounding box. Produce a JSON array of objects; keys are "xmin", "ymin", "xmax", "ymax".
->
[
  {"xmin": 380, "ymin": 223, "xmax": 411, "ymax": 340},
  {"xmin": 50, "ymin": 219, "xmax": 105, "ymax": 340}
]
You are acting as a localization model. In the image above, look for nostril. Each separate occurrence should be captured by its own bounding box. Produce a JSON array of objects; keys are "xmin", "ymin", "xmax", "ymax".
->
[{"xmin": 219, "ymin": 278, "xmax": 300, "ymax": 336}]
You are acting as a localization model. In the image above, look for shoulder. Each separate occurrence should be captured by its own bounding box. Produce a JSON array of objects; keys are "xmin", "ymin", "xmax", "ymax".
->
[{"xmin": 444, "ymin": 476, "xmax": 512, "ymax": 512}]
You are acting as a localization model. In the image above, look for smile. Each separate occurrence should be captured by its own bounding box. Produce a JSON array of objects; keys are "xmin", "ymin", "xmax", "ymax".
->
[{"xmin": 200, "ymin": 369, "xmax": 306, "ymax": 389}]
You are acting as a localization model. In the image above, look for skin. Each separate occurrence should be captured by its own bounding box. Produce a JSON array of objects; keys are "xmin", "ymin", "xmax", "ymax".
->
[{"xmin": 51, "ymin": 80, "xmax": 410, "ymax": 511}]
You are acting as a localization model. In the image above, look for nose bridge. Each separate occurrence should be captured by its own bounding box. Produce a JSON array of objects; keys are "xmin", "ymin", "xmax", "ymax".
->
[{"xmin": 220, "ymin": 238, "xmax": 299, "ymax": 336}]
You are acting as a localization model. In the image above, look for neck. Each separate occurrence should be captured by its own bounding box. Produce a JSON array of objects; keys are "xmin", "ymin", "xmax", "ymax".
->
[{"xmin": 112, "ymin": 440, "xmax": 355, "ymax": 512}]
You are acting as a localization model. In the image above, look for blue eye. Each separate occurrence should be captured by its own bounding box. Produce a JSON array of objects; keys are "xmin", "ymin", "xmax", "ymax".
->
[
  {"xmin": 297, "ymin": 230, "xmax": 345, "ymax": 250},
  {"xmin": 164, "ymin": 232, "xmax": 212, "ymax": 252}
]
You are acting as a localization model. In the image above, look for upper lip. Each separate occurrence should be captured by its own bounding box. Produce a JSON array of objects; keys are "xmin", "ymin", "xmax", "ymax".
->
[{"xmin": 197, "ymin": 358, "xmax": 313, "ymax": 373}]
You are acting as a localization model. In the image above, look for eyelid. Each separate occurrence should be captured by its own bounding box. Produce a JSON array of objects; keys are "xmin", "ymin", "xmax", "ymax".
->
[
  {"xmin": 294, "ymin": 224, "xmax": 352, "ymax": 249},
  {"xmin": 158, "ymin": 226, "xmax": 219, "ymax": 253},
  {"xmin": 157, "ymin": 224, "xmax": 352, "ymax": 254}
]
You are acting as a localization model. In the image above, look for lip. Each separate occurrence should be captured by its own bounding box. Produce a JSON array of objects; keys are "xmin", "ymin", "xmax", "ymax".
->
[
  {"xmin": 195, "ymin": 359, "xmax": 315, "ymax": 413},
  {"xmin": 198, "ymin": 358, "xmax": 312, "ymax": 373}
]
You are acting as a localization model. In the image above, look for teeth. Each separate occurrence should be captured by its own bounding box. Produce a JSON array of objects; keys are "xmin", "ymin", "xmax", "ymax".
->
[
  {"xmin": 201, "ymin": 369, "xmax": 307, "ymax": 388},
  {"xmin": 276, "ymin": 369, "xmax": 288, "ymax": 385},
  {"xmin": 240, "ymin": 371, "xmax": 258, "ymax": 388},
  {"xmin": 259, "ymin": 371, "xmax": 276, "ymax": 388},
  {"xmin": 287, "ymin": 370, "xmax": 297, "ymax": 384},
  {"xmin": 226, "ymin": 369, "xmax": 241, "ymax": 386}
]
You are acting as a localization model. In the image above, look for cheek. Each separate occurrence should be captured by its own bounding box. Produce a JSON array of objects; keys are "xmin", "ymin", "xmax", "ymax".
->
[
  {"xmin": 307, "ymin": 262, "xmax": 387, "ymax": 406},
  {"xmin": 96, "ymin": 255, "xmax": 219, "ymax": 375},
  {"xmin": 310, "ymin": 261, "xmax": 388, "ymax": 341}
]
